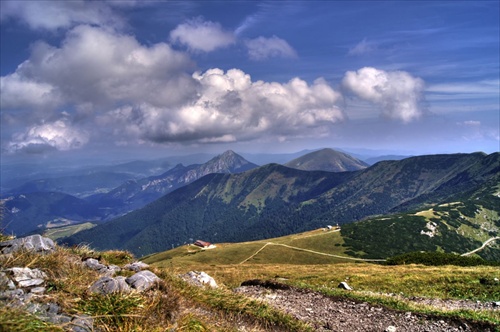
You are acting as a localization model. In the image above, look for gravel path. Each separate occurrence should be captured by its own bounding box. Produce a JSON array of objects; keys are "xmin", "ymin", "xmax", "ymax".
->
[{"xmin": 234, "ymin": 280, "xmax": 498, "ymax": 332}]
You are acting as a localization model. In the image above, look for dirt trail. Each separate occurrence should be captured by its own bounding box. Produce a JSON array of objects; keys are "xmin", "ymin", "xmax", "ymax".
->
[
  {"xmin": 235, "ymin": 280, "xmax": 498, "ymax": 332},
  {"xmin": 461, "ymin": 237, "xmax": 500, "ymax": 257},
  {"xmin": 239, "ymin": 242, "xmax": 386, "ymax": 264},
  {"xmin": 239, "ymin": 229, "xmax": 386, "ymax": 265}
]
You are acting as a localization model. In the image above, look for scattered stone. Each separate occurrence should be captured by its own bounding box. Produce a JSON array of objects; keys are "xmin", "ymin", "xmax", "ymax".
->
[
  {"xmin": 84, "ymin": 258, "xmax": 120, "ymax": 276},
  {"xmin": 89, "ymin": 276, "xmax": 131, "ymax": 294},
  {"xmin": 30, "ymin": 287, "xmax": 46, "ymax": 294},
  {"xmin": 70, "ymin": 315, "xmax": 94, "ymax": 332},
  {"xmin": 26, "ymin": 302, "xmax": 50, "ymax": 316},
  {"xmin": 8, "ymin": 267, "xmax": 47, "ymax": 288},
  {"xmin": 46, "ymin": 313, "xmax": 72, "ymax": 326},
  {"xmin": 236, "ymin": 282, "xmax": 498, "ymax": 332},
  {"xmin": 126, "ymin": 270, "xmax": 160, "ymax": 291},
  {"xmin": 106, "ymin": 265, "xmax": 121, "ymax": 276},
  {"xmin": 338, "ymin": 281, "xmax": 352, "ymax": 290},
  {"xmin": 493, "ymin": 301, "xmax": 500, "ymax": 307},
  {"xmin": 84, "ymin": 258, "xmax": 107, "ymax": 271},
  {"xmin": 181, "ymin": 271, "xmax": 218, "ymax": 289},
  {"xmin": 0, "ymin": 235, "xmax": 55, "ymax": 254},
  {"xmin": 124, "ymin": 261, "xmax": 149, "ymax": 272},
  {"xmin": 0, "ymin": 271, "xmax": 16, "ymax": 290}
]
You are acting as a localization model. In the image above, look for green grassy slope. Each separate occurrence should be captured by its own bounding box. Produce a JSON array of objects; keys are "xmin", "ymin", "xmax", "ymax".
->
[
  {"xmin": 43, "ymin": 222, "xmax": 97, "ymax": 240},
  {"xmin": 143, "ymin": 228, "xmax": 360, "ymax": 267}
]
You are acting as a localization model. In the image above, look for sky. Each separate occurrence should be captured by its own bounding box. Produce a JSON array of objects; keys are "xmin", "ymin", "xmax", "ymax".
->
[{"xmin": 1, "ymin": 0, "xmax": 499, "ymax": 164}]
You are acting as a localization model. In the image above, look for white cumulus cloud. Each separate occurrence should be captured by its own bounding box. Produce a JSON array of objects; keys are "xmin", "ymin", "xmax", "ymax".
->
[
  {"xmin": 342, "ymin": 67, "xmax": 425, "ymax": 123},
  {"xmin": 1, "ymin": 25, "xmax": 196, "ymax": 110},
  {"xmin": 0, "ymin": 73, "xmax": 62, "ymax": 111},
  {"xmin": 7, "ymin": 120, "xmax": 89, "ymax": 153},
  {"xmin": 100, "ymin": 68, "xmax": 344, "ymax": 144},
  {"xmin": 245, "ymin": 36, "xmax": 298, "ymax": 60},
  {"xmin": 170, "ymin": 17, "xmax": 236, "ymax": 52}
]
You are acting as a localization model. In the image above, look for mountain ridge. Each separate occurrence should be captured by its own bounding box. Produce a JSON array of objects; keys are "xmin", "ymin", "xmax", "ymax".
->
[
  {"xmin": 63, "ymin": 152, "xmax": 499, "ymax": 256},
  {"xmin": 86, "ymin": 150, "xmax": 259, "ymax": 214}
]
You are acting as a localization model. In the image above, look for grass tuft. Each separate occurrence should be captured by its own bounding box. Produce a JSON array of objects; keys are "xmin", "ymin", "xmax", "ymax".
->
[
  {"xmin": 78, "ymin": 292, "xmax": 144, "ymax": 329},
  {"xmin": 177, "ymin": 314, "xmax": 209, "ymax": 331},
  {"xmin": 0, "ymin": 305, "xmax": 63, "ymax": 332}
]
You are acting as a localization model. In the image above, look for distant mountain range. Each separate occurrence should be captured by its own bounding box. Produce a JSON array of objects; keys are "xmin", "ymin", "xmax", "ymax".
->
[
  {"xmin": 63, "ymin": 152, "xmax": 499, "ymax": 257},
  {"xmin": 6, "ymin": 172, "xmax": 137, "ymax": 198},
  {"xmin": 85, "ymin": 150, "xmax": 259, "ymax": 214},
  {"xmin": 284, "ymin": 148, "xmax": 368, "ymax": 172},
  {"xmin": 1, "ymin": 192, "xmax": 102, "ymax": 236},
  {"xmin": 1, "ymin": 151, "xmax": 258, "ymax": 235},
  {"xmin": 0, "ymin": 158, "xmax": 174, "ymax": 194}
]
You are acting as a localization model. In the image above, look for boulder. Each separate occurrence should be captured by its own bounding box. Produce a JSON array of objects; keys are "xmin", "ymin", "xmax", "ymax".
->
[
  {"xmin": 181, "ymin": 271, "xmax": 218, "ymax": 289},
  {"xmin": 0, "ymin": 235, "xmax": 55, "ymax": 254},
  {"xmin": 123, "ymin": 261, "xmax": 149, "ymax": 272},
  {"xmin": 89, "ymin": 276, "xmax": 131, "ymax": 294},
  {"xmin": 125, "ymin": 270, "xmax": 160, "ymax": 291},
  {"xmin": 84, "ymin": 258, "xmax": 107, "ymax": 271}
]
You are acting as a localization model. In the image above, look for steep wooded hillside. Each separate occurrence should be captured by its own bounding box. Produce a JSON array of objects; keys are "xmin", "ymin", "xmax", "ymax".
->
[{"xmin": 340, "ymin": 177, "xmax": 500, "ymax": 261}]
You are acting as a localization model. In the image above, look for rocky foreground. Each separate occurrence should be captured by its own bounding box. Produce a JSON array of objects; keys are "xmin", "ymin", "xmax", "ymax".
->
[
  {"xmin": 1, "ymin": 235, "xmax": 499, "ymax": 331},
  {"xmin": 236, "ymin": 280, "xmax": 499, "ymax": 332}
]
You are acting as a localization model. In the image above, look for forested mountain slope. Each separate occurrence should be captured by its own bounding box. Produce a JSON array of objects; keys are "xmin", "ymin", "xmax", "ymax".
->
[{"xmin": 64, "ymin": 152, "xmax": 499, "ymax": 256}]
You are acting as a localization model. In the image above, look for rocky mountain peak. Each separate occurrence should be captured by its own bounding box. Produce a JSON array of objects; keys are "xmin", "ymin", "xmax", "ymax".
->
[
  {"xmin": 285, "ymin": 148, "xmax": 368, "ymax": 172},
  {"xmin": 203, "ymin": 150, "xmax": 257, "ymax": 173}
]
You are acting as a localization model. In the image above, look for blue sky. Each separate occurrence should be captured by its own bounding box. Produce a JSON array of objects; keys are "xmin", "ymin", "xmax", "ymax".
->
[{"xmin": 1, "ymin": 1, "xmax": 498, "ymax": 163}]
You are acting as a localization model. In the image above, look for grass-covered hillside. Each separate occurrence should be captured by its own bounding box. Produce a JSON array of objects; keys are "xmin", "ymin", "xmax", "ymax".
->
[
  {"xmin": 0, "ymin": 234, "xmax": 313, "ymax": 332},
  {"xmin": 3, "ymin": 227, "xmax": 499, "ymax": 331},
  {"xmin": 139, "ymin": 229, "xmax": 500, "ymax": 329}
]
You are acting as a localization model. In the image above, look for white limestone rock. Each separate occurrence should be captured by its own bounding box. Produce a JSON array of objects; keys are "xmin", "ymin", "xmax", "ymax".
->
[
  {"xmin": 125, "ymin": 270, "xmax": 160, "ymax": 291},
  {"xmin": 182, "ymin": 271, "xmax": 218, "ymax": 289}
]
